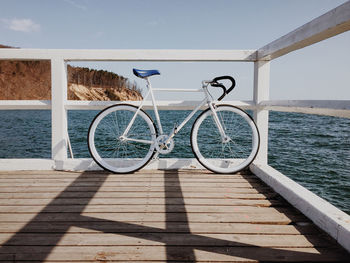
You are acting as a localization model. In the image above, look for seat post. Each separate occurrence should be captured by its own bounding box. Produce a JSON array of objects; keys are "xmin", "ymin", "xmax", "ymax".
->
[{"xmin": 146, "ymin": 77, "xmax": 164, "ymax": 135}]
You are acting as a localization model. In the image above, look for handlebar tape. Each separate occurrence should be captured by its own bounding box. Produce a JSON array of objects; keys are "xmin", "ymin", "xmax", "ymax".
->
[{"xmin": 211, "ymin": 76, "xmax": 236, "ymax": 101}]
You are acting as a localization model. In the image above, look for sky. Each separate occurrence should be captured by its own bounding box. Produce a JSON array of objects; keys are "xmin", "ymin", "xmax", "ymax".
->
[{"xmin": 1, "ymin": 0, "xmax": 349, "ymax": 101}]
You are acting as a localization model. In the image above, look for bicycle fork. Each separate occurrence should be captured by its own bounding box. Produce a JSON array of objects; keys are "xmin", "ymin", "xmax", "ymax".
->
[
  {"xmin": 202, "ymin": 82, "xmax": 230, "ymax": 143},
  {"xmin": 208, "ymin": 102, "xmax": 231, "ymax": 143}
]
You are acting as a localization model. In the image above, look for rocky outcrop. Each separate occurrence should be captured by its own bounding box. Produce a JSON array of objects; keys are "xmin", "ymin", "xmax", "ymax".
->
[
  {"xmin": 69, "ymin": 83, "xmax": 142, "ymax": 101},
  {"xmin": 0, "ymin": 45, "xmax": 142, "ymax": 100}
]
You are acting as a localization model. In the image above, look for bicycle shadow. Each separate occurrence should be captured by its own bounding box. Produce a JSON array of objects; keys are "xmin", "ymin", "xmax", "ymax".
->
[{"xmin": 0, "ymin": 170, "xmax": 346, "ymax": 261}]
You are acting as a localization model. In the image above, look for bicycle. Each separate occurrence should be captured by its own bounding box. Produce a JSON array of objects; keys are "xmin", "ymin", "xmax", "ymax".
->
[{"xmin": 88, "ymin": 68, "xmax": 260, "ymax": 174}]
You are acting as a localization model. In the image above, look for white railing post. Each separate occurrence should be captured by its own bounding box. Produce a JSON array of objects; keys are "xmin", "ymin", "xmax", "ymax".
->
[
  {"xmin": 51, "ymin": 57, "xmax": 68, "ymax": 162},
  {"xmin": 253, "ymin": 60, "xmax": 270, "ymax": 165}
]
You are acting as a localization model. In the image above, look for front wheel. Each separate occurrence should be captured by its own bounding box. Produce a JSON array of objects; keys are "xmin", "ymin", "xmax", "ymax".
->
[
  {"xmin": 88, "ymin": 104, "xmax": 157, "ymax": 173},
  {"xmin": 191, "ymin": 105, "xmax": 260, "ymax": 174}
]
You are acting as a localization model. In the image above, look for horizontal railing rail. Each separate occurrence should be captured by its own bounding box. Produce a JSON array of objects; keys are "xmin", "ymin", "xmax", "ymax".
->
[
  {"xmin": 0, "ymin": 49, "xmax": 257, "ymax": 62},
  {"xmin": 0, "ymin": 100, "xmax": 255, "ymax": 110},
  {"xmin": 1, "ymin": 100, "xmax": 349, "ymax": 117},
  {"xmin": 258, "ymin": 1, "xmax": 350, "ymax": 60}
]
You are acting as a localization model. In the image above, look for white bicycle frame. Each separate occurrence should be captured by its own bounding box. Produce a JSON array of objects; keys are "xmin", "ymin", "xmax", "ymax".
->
[{"xmin": 121, "ymin": 77, "xmax": 229, "ymax": 150}]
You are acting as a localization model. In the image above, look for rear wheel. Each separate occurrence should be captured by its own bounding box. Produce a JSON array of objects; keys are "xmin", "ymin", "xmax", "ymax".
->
[
  {"xmin": 88, "ymin": 104, "xmax": 157, "ymax": 173},
  {"xmin": 191, "ymin": 105, "xmax": 259, "ymax": 174}
]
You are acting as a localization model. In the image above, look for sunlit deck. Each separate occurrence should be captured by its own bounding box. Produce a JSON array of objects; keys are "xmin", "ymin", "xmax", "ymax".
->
[{"xmin": 0, "ymin": 169, "xmax": 348, "ymax": 262}]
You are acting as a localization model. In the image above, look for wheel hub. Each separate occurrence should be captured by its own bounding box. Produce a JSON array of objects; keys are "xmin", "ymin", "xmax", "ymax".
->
[{"xmin": 222, "ymin": 136, "xmax": 231, "ymax": 143}]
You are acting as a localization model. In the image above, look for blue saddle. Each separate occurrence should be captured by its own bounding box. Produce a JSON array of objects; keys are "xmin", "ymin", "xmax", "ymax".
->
[{"xmin": 133, "ymin": 68, "xmax": 160, "ymax": 78}]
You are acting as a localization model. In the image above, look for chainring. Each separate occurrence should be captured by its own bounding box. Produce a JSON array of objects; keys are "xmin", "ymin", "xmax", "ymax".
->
[{"xmin": 155, "ymin": 135, "xmax": 174, "ymax": 154}]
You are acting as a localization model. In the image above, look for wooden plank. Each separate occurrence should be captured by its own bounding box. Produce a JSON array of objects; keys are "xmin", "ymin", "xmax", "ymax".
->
[
  {"xmin": 258, "ymin": 1, "xmax": 350, "ymax": 60},
  {"xmin": 0, "ymin": 181, "xmax": 262, "ymax": 187},
  {"xmin": 0, "ymin": 192, "xmax": 275, "ymax": 199},
  {"xmin": 0, "ymin": 197, "xmax": 282, "ymax": 206},
  {"xmin": 0, "ymin": 169, "xmax": 186, "ymax": 175},
  {"xmin": 0, "ymin": 169, "xmax": 252, "ymax": 177},
  {"xmin": 0, "ymin": 212, "xmax": 305, "ymax": 224},
  {"xmin": 0, "ymin": 246, "xmax": 347, "ymax": 262},
  {"xmin": 0, "ymin": 169, "xmax": 245, "ymax": 175},
  {"xmin": 0, "ymin": 173, "xmax": 260, "ymax": 181},
  {"xmin": 0, "ymin": 205, "xmax": 297, "ymax": 214},
  {"xmin": 0, "ymin": 261, "xmax": 162, "ymax": 263},
  {"xmin": 0, "ymin": 186, "xmax": 271, "ymax": 193},
  {"xmin": 0, "ymin": 222, "xmax": 319, "ymax": 234},
  {"xmin": 0, "ymin": 177, "xmax": 260, "ymax": 183},
  {"xmin": 0, "ymin": 233, "xmax": 332, "ymax": 247}
]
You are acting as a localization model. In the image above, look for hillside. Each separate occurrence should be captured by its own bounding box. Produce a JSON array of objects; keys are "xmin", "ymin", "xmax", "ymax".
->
[{"xmin": 0, "ymin": 45, "xmax": 142, "ymax": 100}]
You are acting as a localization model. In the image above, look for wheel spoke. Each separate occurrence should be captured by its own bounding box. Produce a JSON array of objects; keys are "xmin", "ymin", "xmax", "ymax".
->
[
  {"xmin": 88, "ymin": 105, "xmax": 156, "ymax": 173},
  {"xmin": 191, "ymin": 106, "xmax": 259, "ymax": 173}
]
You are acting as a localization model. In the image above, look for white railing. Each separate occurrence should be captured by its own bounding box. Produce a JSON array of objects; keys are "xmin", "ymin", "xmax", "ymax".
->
[{"xmin": 0, "ymin": 0, "xmax": 350, "ymax": 252}]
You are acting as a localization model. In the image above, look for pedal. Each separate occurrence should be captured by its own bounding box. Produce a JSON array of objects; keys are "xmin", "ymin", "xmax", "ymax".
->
[{"xmin": 152, "ymin": 151, "xmax": 160, "ymax": 160}]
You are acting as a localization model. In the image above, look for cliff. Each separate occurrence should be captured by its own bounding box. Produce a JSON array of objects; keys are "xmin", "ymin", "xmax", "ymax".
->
[
  {"xmin": 0, "ymin": 45, "xmax": 142, "ymax": 101},
  {"xmin": 67, "ymin": 66, "xmax": 142, "ymax": 101}
]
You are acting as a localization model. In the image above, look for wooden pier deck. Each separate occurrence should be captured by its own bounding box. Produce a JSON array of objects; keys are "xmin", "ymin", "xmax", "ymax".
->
[{"xmin": 0, "ymin": 169, "xmax": 348, "ymax": 262}]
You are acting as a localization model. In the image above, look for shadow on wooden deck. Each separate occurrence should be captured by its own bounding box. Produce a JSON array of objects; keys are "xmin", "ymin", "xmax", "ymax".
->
[{"xmin": 0, "ymin": 170, "xmax": 348, "ymax": 262}]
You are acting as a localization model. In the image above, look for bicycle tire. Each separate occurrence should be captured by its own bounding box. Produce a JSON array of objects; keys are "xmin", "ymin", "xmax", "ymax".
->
[
  {"xmin": 191, "ymin": 105, "xmax": 260, "ymax": 174},
  {"xmin": 88, "ymin": 104, "xmax": 157, "ymax": 173}
]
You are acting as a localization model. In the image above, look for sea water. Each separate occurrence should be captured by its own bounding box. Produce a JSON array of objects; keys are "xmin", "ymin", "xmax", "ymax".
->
[{"xmin": 0, "ymin": 109, "xmax": 349, "ymax": 214}]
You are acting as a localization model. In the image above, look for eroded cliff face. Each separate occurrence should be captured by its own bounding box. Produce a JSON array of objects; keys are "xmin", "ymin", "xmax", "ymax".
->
[
  {"xmin": 0, "ymin": 60, "xmax": 51, "ymax": 100},
  {"xmin": 66, "ymin": 66, "xmax": 142, "ymax": 101},
  {"xmin": 68, "ymin": 83, "xmax": 143, "ymax": 101},
  {"xmin": 0, "ymin": 45, "xmax": 142, "ymax": 101}
]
